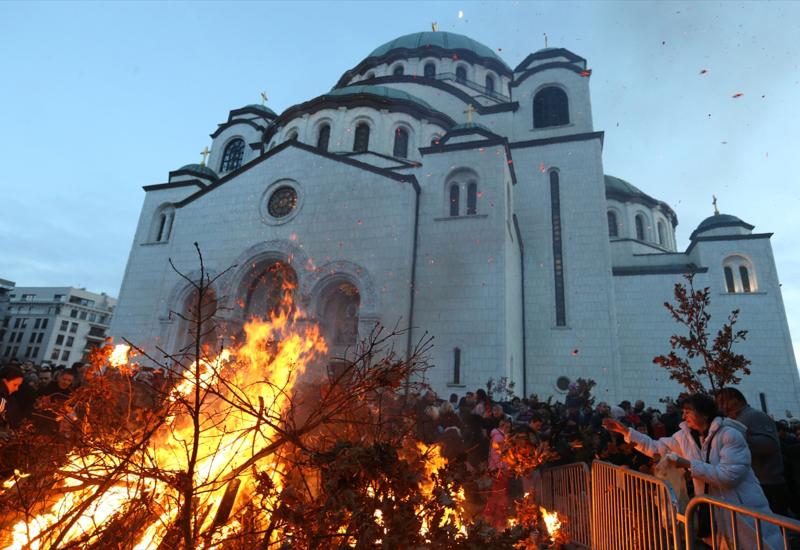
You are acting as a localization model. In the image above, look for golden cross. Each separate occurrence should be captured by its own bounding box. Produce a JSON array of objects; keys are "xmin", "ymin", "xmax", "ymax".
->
[
  {"xmin": 260, "ymin": 91, "xmax": 268, "ymax": 105},
  {"xmin": 200, "ymin": 146, "xmax": 210, "ymax": 166},
  {"xmin": 463, "ymin": 103, "xmax": 476, "ymax": 123},
  {"xmin": 712, "ymin": 195, "xmax": 719, "ymax": 215},
  {"xmin": 544, "ymin": 33, "xmax": 548, "ymax": 48},
  {"xmin": 431, "ymin": 22, "xmax": 438, "ymax": 32}
]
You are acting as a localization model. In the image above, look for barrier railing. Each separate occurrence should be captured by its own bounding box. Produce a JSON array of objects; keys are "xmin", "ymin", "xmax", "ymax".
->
[
  {"xmin": 684, "ymin": 495, "xmax": 800, "ymax": 550},
  {"xmin": 533, "ymin": 462, "xmax": 592, "ymax": 547},
  {"xmin": 591, "ymin": 460, "xmax": 682, "ymax": 550}
]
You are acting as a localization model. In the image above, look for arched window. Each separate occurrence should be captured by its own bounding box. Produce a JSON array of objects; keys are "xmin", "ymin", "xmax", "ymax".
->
[
  {"xmin": 424, "ymin": 63, "xmax": 436, "ymax": 78},
  {"xmin": 174, "ymin": 286, "xmax": 218, "ymax": 357},
  {"xmin": 533, "ymin": 86, "xmax": 570, "ymax": 128},
  {"xmin": 635, "ymin": 214, "xmax": 647, "ymax": 241},
  {"xmin": 366, "ymin": 72, "xmax": 375, "ymax": 79},
  {"xmin": 285, "ymin": 130, "xmax": 299, "ymax": 142},
  {"xmin": 319, "ymin": 281, "xmax": 360, "ymax": 346},
  {"xmin": 393, "ymin": 127, "xmax": 409, "ymax": 158},
  {"xmin": 724, "ymin": 267, "xmax": 736, "ymax": 293},
  {"xmin": 657, "ymin": 220, "xmax": 667, "ymax": 246},
  {"xmin": 467, "ymin": 182, "xmax": 478, "ymax": 215},
  {"xmin": 449, "ymin": 184, "xmax": 460, "ymax": 217},
  {"xmin": 739, "ymin": 266, "xmax": 751, "ymax": 292},
  {"xmin": 485, "ymin": 75, "xmax": 495, "ymax": 94},
  {"xmin": 317, "ymin": 124, "xmax": 330, "ymax": 152},
  {"xmin": 152, "ymin": 204, "xmax": 175, "ymax": 243},
  {"xmin": 722, "ymin": 255, "xmax": 757, "ymax": 293},
  {"xmin": 353, "ymin": 123, "xmax": 370, "ymax": 152},
  {"xmin": 455, "ymin": 66, "xmax": 467, "ymax": 84},
  {"xmin": 607, "ymin": 211, "xmax": 618, "ymax": 237},
  {"xmin": 220, "ymin": 138, "xmax": 245, "ymax": 173},
  {"xmin": 393, "ymin": 65, "xmax": 404, "ymax": 76},
  {"xmin": 243, "ymin": 261, "xmax": 298, "ymax": 321}
]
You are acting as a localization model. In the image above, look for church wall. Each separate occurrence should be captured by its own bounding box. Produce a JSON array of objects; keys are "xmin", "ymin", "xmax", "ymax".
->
[
  {"xmin": 411, "ymin": 143, "xmax": 513, "ymax": 393},
  {"xmin": 511, "ymin": 138, "xmax": 623, "ymax": 402},
  {"xmin": 510, "ymin": 68, "xmax": 594, "ymax": 142},
  {"xmin": 111, "ymin": 147, "xmax": 418, "ymax": 365},
  {"xmin": 613, "ymin": 237, "xmax": 800, "ymax": 415}
]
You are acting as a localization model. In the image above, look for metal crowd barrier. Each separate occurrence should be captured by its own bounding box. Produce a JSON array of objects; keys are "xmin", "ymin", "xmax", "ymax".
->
[
  {"xmin": 684, "ymin": 495, "xmax": 800, "ymax": 550},
  {"xmin": 590, "ymin": 460, "xmax": 682, "ymax": 550},
  {"xmin": 534, "ymin": 462, "xmax": 592, "ymax": 548}
]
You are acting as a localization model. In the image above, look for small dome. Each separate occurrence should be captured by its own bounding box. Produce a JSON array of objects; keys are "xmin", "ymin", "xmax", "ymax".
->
[
  {"xmin": 604, "ymin": 175, "xmax": 652, "ymax": 201},
  {"xmin": 691, "ymin": 213, "xmax": 754, "ymax": 240},
  {"xmin": 178, "ymin": 164, "xmax": 218, "ymax": 180},
  {"xmin": 449, "ymin": 122, "xmax": 494, "ymax": 133},
  {"xmin": 368, "ymin": 31, "xmax": 509, "ymax": 70},
  {"xmin": 242, "ymin": 104, "xmax": 277, "ymax": 117},
  {"xmin": 325, "ymin": 85, "xmax": 435, "ymax": 111}
]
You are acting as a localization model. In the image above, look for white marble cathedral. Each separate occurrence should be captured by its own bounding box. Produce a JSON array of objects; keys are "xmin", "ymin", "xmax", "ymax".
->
[{"xmin": 111, "ymin": 32, "xmax": 800, "ymax": 415}]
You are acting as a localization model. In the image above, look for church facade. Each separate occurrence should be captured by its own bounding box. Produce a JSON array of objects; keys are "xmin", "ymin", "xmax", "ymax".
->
[{"xmin": 111, "ymin": 32, "xmax": 800, "ymax": 415}]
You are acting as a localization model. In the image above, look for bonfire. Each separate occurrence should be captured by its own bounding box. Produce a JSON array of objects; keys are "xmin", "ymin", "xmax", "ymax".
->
[{"xmin": 0, "ymin": 249, "xmax": 565, "ymax": 549}]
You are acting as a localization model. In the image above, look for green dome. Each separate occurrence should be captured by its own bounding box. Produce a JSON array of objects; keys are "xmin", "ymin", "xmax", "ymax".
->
[
  {"xmin": 242, "ymin": 104, "xmax": 277, "ymax": 117},
  {"xmin": 326, "ymin": 85, "xmax": 435, "ymax": 111},
  {"xmin": 604, "ymin": 175, "xmax": 652, "ymax": 201},
  {"xmin": 450, "ymin": 122, "xmax": 493, "ymax": 132},
  {"xmin": 368, "ymin": 32, "xmax": 509, "ymax": 70},
  {"xmin": 691, "ymin": 214, "xmax": 753, "ymax": 240},
  {"xmin": 178, "ymin": 164, "xmax": 218, "ymax": 179}
]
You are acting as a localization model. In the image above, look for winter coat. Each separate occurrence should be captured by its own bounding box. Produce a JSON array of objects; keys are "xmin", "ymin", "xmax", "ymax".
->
[
  {"xmin": 488, "ymin": 427, "xmax": 507, "ymax": 472},
  {"xmin": 626, "ymin": 416, "xmax": 782, "ymax": 550}
]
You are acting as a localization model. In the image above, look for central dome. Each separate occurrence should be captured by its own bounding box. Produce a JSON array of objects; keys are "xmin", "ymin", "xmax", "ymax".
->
[{"xmin": 368, "ymin": 31, "xmax": 510, "ymax": 70}]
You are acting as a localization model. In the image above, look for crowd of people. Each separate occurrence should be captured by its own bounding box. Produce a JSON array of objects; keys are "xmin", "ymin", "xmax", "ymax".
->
[
  {"xmin": 407, "ymin": 382, "xmax": 800, "ymax": 533},
  {"xmin": 3, "ymin": 358, "xmax": 800, "ymax": 541}
]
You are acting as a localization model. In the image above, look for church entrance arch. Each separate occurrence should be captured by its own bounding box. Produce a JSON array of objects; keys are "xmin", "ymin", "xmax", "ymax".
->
[
  {"xmin": 316, "ymin": 279, "xmax": 361, "ymax": 348},
  {"xmin": 174, "ymin": 286, "xmax": 219, "ymax": 358},
  {"xmin": 241, "ymin": 261, "xmax": 298, "ymax": 321}
]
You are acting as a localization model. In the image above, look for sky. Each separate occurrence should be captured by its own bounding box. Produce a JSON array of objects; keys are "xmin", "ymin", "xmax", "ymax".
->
[{"xmin": 1, "ymin": 0, "xmax": 799, "ymax": 361}]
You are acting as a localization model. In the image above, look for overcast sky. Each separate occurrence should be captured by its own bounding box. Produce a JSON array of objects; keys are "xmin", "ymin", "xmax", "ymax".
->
[{"xmin": 1, "ymin": 0, "xmax": 799, "ymax": 361}]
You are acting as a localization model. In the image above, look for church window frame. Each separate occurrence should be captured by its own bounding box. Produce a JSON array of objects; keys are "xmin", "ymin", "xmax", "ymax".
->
[
  {"xmin": 533, "ymin": 85, "xmax": 570, "ymax": 128},
  {"xmin": 455, "ymin": 64, "xmax": 468, "ymax": 84},
  {"xmin": 423, "ymin": 61, "xmax": 436, "ymax": 78},
  {"xmin": 550, "ymin": 169, "xmax": 567, "ymax": 327},
  {"xmin": 634, "ymin": 213, "xmax": 648, "ymax": 241},
  {"xmin": 284, "ymin": 128, "xmax": 299, "ymax": 143},
  {"xmin": 259, "ymin": 178, "xmax": 305, "ymax": 226},
  {"xmin": 316, "ymin": 121, "xmax": 331, "ymax": 152},
  {"xmin": 452, "ymin": 347, "xmax": 462, "ymax": 385},
  {"xmin": 466, "ymin": 182, "xmax": 478, "ymax": 215},
  {"xmin": 722, "ymin": 254, "xmax": 757, "ymax": 293},
  {"xmin": 607, "ymin": 210, "xmax": 619, "ymax": 238},
  {"xmin": 444, "ymin": 168, "xmax": 480, "ymax": 217},
  {"xmin": 392, "ymin": 63, "xmax": 405, "ymax": 76},
  {"xmin": 657, "ymin": 219, "xmax": 668, "ymax": 246},
  {"xmin": 392, "ymin": 125, "xmax": 411, "ymax": 159},
  {"xmin": 353, "ymin": 121, "xmax": 371, "ymax": 152},
  {"xmin": 150, "ymin": 203, "xmax": 176, "ymax": 243},
  {"xmin": 219, "ymin": 137, "xmax": 245, "ymax": 173},
  {"xmin": 449, "ymin": 184, "xmax": 460, "ymax": 217},
  {"xmin": 485, "ymin": 74, "xmax": 495, "ymax": 94}
]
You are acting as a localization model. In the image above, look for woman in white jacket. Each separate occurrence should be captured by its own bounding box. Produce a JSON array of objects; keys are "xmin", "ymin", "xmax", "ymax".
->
[{"xmin": 604, "ymin": 393, "xmax": 782, "ymax": 549}]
